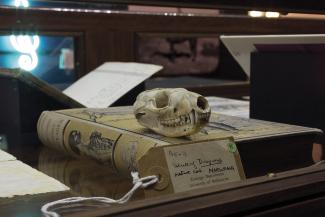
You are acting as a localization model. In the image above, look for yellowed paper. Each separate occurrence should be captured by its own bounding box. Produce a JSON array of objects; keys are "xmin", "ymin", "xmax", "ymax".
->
[
  {"xmin": 37, "ymin": 111, "xmax": 70, "ymax": 154},
  {"xmin": 56, "ymin": 107, "xmax": 321, "ymax": 144},
  {"xmin": 138, "ymin": 138, "xmax": 245, "ymax": 196},
  {"xmin": 37, "ymin": 107, "xmax": 321, "ymax": 175},
  {"xmin": 0, "ymin": 160, "xmax": 69, "ymax": 198}
]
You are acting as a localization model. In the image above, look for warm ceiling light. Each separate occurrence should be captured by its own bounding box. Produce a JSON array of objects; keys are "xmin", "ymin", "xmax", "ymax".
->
[
  {"xmin": 248, "ymin": 11, "xmax": 264, "ymax": 17},
  {"xmin": 265, "ymin": 11, "xmax": 280, "ymax": 18}
]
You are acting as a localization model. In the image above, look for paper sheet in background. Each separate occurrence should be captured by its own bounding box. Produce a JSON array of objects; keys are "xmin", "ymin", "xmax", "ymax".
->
[
  {"xmin": 220, "ymin": 34, "xmax": 325, "ymax": 77},
  {"xmin": 0, "ymin": 149, "xmax": 15, "ymax": 162},
  {"xmin": 63, "ymin": 62, "xmax": 162, "ymax": 108},
  {"xmin": 0, "ymin": 150, "xmax": 69, "ymax": 198},
  {"xmin": 207, "ymin": 96, "xmax": 249, "ymax": 118}
]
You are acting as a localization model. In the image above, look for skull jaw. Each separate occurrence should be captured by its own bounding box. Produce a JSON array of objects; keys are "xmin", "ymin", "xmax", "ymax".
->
[
  {"xmin": 152, "ymin": 124, "xmax": 203, "ymax": 137},
  {"xmin": 136, "ymin": 110, "xmax": 211, "ymax": 137}
]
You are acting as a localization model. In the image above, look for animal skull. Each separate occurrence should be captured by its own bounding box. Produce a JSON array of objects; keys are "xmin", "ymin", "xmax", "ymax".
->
[{"xmin": 133, "ymin": 88, "xmax": 211, "ymax": 137}]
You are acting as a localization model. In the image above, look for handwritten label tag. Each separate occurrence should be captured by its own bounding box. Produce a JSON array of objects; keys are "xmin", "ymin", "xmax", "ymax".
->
[{"xmin": 138, "ymin": 138, "xmax": 245, "ymax": 197}]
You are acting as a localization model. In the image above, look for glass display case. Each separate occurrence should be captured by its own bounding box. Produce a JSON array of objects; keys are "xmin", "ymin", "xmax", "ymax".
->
[
  {"xmin": 1, "ymin": 1, "xmax": 325, "ymax": 217},
  {"xmin": 1, "ymin": 137, "xmax": 325, "ymax": 217}
]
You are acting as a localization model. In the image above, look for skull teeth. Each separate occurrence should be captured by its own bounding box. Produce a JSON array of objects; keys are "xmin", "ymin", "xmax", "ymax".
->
[
  {"xmin": 198, "ymin": 111, "xmax": 211, "ymax": 122},
  {"xmin": 159, "ymin": 111, "xmax": 210, "ymax": 128},
  {"xmin": 160, "ymin": 113, "xmax": 192, "ymax": 127}
]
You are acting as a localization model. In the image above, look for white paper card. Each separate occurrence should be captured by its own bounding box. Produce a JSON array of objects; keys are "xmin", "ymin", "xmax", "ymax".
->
[
  {"xmin": 220, "ymin": 34, "xmax": 325, "ymax": 77},
  {"xmin": 0, "ymin": 149, "xmax": 16, "ymax": 162},
  {"xmin": 206, "ymin": 96, "xmax": 249, "ymax": 118},
  {"xmin": 63, "ymin": 62, "xmax": 162, "ymax": 108},
  {"xmin": 163, "ymin": 139, "xmax": 242, "ymax": 193},
  {"xmin": 0, "ymin": 160, "xmax": 69, "ymax": 198}
]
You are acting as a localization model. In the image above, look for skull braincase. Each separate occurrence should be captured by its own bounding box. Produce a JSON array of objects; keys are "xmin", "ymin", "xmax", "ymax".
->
[{"xmin": 133, "ymin": 88, "xmax": 211, "ymax": 137}]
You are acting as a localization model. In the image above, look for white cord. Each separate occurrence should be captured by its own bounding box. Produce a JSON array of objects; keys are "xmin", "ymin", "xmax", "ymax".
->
[
  {"xmin": 41, "ymin": 171, "xmax": 158, "ymax": 217},
  {"xmin": 313, "ymin": 160, "xmax": 325, "ymax": 166}
]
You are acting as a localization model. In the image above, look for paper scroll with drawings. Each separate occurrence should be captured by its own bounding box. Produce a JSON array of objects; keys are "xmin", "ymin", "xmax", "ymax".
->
[
  {"xmin": 63, "ymin": 62, "xmax": 162, "ymax": 108},
  {"xmin": 220, "ymin": 34, "xmax": 325, "ymax": 77}
]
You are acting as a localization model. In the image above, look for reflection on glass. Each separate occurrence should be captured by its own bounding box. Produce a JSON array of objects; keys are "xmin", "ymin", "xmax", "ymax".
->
[
  {"xmin": 0, "ymin": 0, "xmax": 127, "ymax": 10},
  {"xmin": 14, "ymin": 0, "xmax": 29, "ymax": 7},
  {"xmin": 38, "ymin": 147, "xmax": 144, "ymax": 200},
  {"xmin": 0, "ymin": 35, "xmax": 76, "ymax": 90},
  {"xmin": 10, "ymin": 35, "xmax": 39, "ymax": 71},
  {"xmin": 0, "ymin": 135, "xmax": 8, "ymax": 151},
  {"xmin": 137, "ymin": 35, "xmax": 220, "ymax": 76}
]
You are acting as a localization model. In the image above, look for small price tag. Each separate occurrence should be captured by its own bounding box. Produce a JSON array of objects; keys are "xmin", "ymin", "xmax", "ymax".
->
[{"xmin": 138, "ymin": 137, "xmax": 245, "ymax": 197}]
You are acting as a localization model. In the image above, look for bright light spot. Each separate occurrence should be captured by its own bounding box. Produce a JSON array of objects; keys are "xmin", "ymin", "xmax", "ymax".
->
[
  {"xmin": 10, "ymin": 35, "xmax": 40, "ymax": 71},
  {"xmin": 265, "ymin": 11, "xmax": 280, "ymax": 18},
  {"xmin": 14, "ymin": 0, "xmax": 29, "ymax": 8},
  {"xmin": 248, "ymin": 11, "xmax": 264, "ymax": 17}
]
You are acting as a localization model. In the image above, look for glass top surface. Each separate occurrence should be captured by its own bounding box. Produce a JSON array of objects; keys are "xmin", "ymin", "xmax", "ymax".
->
[
  {"xmin": 0, "ymin": 136, "xmax": 138, "ymax": 217},
  {"xmin": 0, "ymin": 121, "xmax": 319, "ymax": 217}
]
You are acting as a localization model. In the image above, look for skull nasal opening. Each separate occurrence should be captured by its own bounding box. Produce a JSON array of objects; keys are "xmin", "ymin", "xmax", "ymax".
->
[
  {"xmin": 197, "ymin": 96, "xmax": 208, "ymax": 110},
  {"xmin": 155, "ymin": 92, "xmax": 169, "ymax": 108}
]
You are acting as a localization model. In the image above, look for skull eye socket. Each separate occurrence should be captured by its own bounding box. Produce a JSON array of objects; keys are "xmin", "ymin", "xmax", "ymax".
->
[
  {"xmin": 155, "ymin": 92, "xmax": 169, "ymax": 108},
  {"xmin": 197, "ymin": 96, "xmax": 208, "ymax": 110}
]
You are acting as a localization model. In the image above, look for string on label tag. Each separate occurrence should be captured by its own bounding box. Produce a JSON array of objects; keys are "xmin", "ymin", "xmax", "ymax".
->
[{"xmin": 41, "ymin": 172, "xmax": 158, "ymax": 217}]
